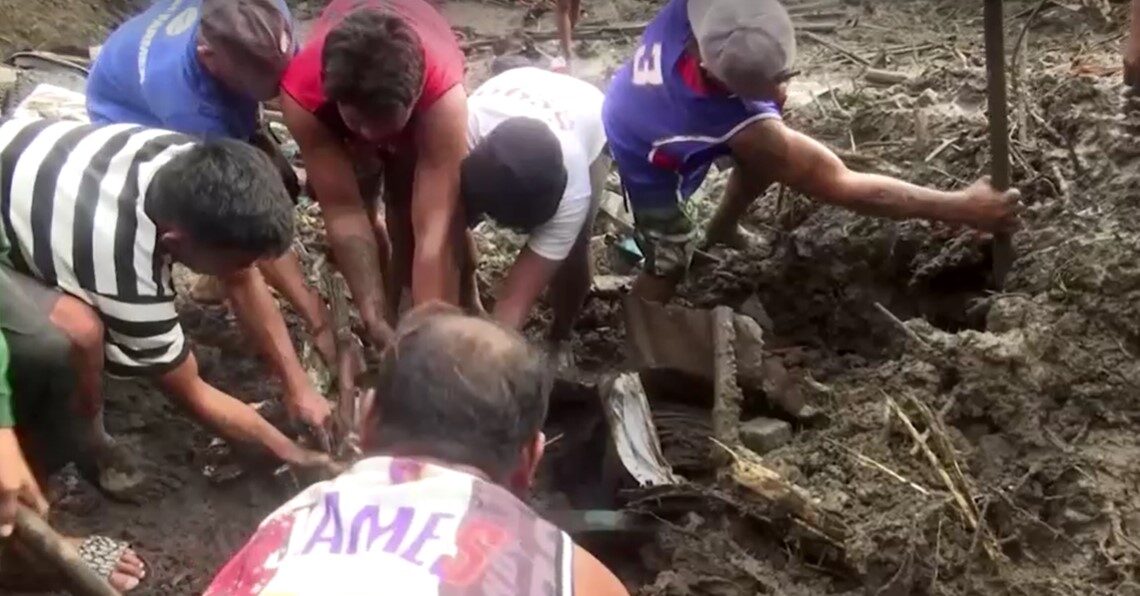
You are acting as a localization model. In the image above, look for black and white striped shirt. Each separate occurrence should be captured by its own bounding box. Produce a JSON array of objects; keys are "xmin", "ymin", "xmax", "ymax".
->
[{"xmin": 0, "ymin": 118, "xmax": 196, "ymax": 377}]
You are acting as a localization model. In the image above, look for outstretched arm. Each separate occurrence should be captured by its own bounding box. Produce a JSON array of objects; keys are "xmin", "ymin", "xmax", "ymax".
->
[
  {"xmin": 157, "ymin": 352, "xmax": 331, "ymax": 470},
  {"xmin": 728, "ymin": 119, "xmax": 1021, "ymax": 232},
  {"xmin": 220, "ymin": 266, "xmax": 330, "ymax": 429},
  {"xmin": 493, "ymin": 248, "xmax": 561, "ymax": 330},
  {"xmin": 410, "ymin": 86, "xmax": 470, "ymax": 306},
  {"xmin": 282, "ymin": 94, "xmax": 393, "ymax": 348}
]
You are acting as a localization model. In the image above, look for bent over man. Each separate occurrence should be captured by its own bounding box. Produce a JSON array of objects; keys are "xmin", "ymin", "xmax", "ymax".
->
[
  {"xmin": 206, "ymin": 304, "xmax": 629, "ymax": 595},
  {"xmin": 464, "ymin": 66, "xmax": 607, "ymax": 356},
  {"xmin": 282, "ymin": 0, "xmax": 471, "ymax": 347},
  {"xmin": 87, "ymin": 0, "xmax": 337, "ymax": 429},
  {"xmin": 0, "ymin": 119, "xmax": 334, "ymax": 499},
  {"xmin": 603, "ymin": 0, "xmax": 1022, "ymax": 303}
]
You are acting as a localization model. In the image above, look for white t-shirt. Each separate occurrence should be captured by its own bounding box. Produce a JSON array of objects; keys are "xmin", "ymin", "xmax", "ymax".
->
[{"xmin": 467, "ymin": 67, "xmax": 606, "ymax": 261}]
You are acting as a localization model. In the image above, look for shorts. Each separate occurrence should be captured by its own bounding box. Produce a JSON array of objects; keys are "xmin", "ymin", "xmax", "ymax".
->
[
  {"xmin": 0, "ymin": 263, "xmax": 82, "ymax": 475},
  {"xmin": 619, "ymin": 181, "xmax": 699, "ymax": 278}
]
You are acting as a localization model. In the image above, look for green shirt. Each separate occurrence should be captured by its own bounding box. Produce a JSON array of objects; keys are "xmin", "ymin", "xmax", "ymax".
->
[{"xmin": 0, "ymin": 315, "xmax": 12, "ymax": 428}]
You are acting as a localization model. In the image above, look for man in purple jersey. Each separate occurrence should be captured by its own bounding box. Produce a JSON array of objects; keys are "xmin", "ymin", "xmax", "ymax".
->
[{"xmin": 603, "ymin": 0, "xmax": 1023, "ymax": 303}]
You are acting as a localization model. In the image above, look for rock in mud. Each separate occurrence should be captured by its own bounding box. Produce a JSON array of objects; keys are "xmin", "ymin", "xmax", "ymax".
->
[
  {"xmin": 738, "ymin": 294, "xmax": 774, "ymax": 332},
  {"xmin": 739, "ymin": 417, "xmax": 792, "ymax": 454}
]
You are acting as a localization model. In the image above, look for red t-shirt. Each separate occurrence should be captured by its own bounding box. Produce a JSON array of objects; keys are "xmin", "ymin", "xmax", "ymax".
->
[{"xmin": 281, "ymin": 0, "xmax": 465, "ymax": 144}]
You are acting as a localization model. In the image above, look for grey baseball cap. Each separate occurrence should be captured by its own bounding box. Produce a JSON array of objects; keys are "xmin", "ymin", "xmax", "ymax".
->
[
  {"xmin": 200, "ymin": 0, "xmax": 295, "ymax": 74},
  {"xmin": 687, "ymin": 0, "xmax": 796, "ymax": 99}
]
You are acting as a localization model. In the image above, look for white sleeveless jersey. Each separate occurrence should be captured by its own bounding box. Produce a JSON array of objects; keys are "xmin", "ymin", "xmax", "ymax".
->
[{"xmin": 205, "ymin": 456, "xmax": 576, "ymax": 595}]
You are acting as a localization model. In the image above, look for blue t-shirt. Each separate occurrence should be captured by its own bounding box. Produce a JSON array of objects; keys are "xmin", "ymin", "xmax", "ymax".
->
[
  {"xmin": 86, "ymin": 0, "xmax": 291, "ymax": 140},
  {"xmin": 602, "ymin": 0, "xmax": 782, "ymax": 211}
]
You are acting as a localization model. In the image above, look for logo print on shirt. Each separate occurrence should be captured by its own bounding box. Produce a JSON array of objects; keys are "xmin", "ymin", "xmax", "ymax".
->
[
  {"xmin": 632, "ymin": 43, "xmax": 664, "ymax": 86},
  {"xmin": 164, "ymin": 7, "xmax": 198, "ymax": 37},
  {"xmin": 138, "ymin": 0, "xmax": 188, "ymax": 83}
]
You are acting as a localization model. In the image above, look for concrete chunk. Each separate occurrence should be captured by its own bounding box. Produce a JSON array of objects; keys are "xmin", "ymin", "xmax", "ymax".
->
[{"xmin": 740, "ymin": 417, "xmax": 792, "ymax": 454}]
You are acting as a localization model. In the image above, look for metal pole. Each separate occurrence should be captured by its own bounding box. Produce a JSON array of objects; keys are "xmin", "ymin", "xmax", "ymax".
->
[{"xmin": 984, "ymin": 0, "xmax": 1014, "ymax": 288}]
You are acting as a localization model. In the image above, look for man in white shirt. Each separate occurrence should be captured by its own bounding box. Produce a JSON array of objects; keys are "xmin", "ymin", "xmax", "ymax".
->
[{"xmin": 463, "ymin": 67, "xmax": 607, "ymax": 356}]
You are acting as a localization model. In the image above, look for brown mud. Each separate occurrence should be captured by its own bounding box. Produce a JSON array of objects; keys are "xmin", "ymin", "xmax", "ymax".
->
[{"xmin": 3, "ymin": 0, "xmax": 1140, "ymax": 594}]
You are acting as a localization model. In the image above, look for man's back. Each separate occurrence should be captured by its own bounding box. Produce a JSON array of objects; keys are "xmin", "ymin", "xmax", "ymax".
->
[
  {"xmin": 86, "ymin": 0, "xmax": 273, "ymax": 138},
  {"xmin": 206, "ymin": 456, "xmax": 578, "ymax": 595},
  {"xmin": 467, "ymin": 67, "xmax": 606, "ymax": 162},
  {"xmin": 602, "ymin": 0, "xmax": 781, "ymax": 206}
]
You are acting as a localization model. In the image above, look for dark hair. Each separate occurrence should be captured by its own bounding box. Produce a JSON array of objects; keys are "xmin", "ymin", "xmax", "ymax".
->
[
  {"xmin": 366, "ymin": 304, "xmax": 552, "ymax": 480},
  {"xmin": 148, "ymin": 139, "xmax": 294, "ymax": 256},
  {"xmin": 322, "ymin": 10, "xmax": 425, "ymax": 117}
]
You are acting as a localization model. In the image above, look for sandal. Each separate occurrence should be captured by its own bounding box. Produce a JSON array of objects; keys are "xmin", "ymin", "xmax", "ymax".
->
[
  {"xmin": 76, "ymin": 535, "xmax": 130, "ymax": 582},
  {"xmin": 76, "ymin": 535, "xmax": 146, "ymax": 592},
  {"xmin": 0, "ymin": 534, "xmax": 145, "ymax": 593}
]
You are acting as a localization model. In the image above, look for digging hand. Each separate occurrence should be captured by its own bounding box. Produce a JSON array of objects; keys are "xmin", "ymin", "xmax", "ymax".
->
[
  {"xmin": 0, "ymin": 429, "xmax": 49, "ymax": 537},
  {"xmin": 961, "ymin": 176, "xmax": 1022, "ymax": 234},
  {"xmin": 285, "ymin": 385, "xmax": 332, "ymax": 432},
  {"xmin": 365, "ymin": 318, "xmax": 396, "ymax": 351},
  {"xmin": 288, "ymin": 446, "xmax": 346, "ymax": 478}
]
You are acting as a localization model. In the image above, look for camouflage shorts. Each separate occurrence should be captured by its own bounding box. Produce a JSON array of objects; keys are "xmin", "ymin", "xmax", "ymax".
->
[{"xmin": 633, "ymin": 205, "xmax": 699, "ymax": 278}]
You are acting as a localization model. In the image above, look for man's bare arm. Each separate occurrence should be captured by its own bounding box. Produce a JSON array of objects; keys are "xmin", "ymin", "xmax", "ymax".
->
[
  {"xmin": 410, "ymin": 86, "xmax": 470, "ymax": 306},
  {"xmin": 156, "ymin": 353, "xmax": 314, "ymax": 465},
  {"xmin": 493, "ymin": 247, "xmax": 561, "ymax": 330},
  {"xmin": 572, "ymin": 544, "xmax": 630, "ymax": 596},
  {"xmin": 220, "ymin": 266, "xmax": 330, "ymax": 427},
  {"xmin": 282, "ymin": 95, "xmax": 393, "ymax": 347},
  {"xmin": 728, "ymin": 119, "xmax": 1020, "ymax": 232}
]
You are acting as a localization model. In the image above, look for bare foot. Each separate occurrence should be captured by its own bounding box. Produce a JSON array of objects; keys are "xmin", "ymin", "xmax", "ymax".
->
[{"xmin": 70, "ymin": 536, "xmax": 147, "ymax": 592}]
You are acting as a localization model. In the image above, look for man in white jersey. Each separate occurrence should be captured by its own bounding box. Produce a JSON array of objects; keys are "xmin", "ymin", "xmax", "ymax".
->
[
  {"xmin": 0, "ymin": 119, "xmax": 335, "ymax": 510},
  {"xmin": 207, "ymin": 303, "xmax": 629, "ymax": 595},
  {"xmin": 462, "ymin": 66, "xmax": 607, "ymax": 357}
]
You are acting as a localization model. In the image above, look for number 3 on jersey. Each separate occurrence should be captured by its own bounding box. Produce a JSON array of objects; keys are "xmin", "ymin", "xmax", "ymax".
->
[{"xmin": 632, "ymin": 43, "xmax": 663, "ymax": 86}]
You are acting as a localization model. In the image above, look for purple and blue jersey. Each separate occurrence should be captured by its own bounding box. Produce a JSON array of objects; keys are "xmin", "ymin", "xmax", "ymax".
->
[{"xmin": 601, "ymin": 0, "xmax": 782, "ymax": 211}]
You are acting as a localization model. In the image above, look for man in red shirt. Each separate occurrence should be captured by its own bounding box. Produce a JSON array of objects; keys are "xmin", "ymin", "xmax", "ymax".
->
[{"xmin": 281, "ymin": 0, "xmax": 470, "ymax": 347}]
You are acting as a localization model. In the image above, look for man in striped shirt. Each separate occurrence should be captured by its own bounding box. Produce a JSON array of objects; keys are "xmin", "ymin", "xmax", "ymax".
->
[{"xmin": 0, "ymin": 118, "xmax": 335, "ymax": 496}]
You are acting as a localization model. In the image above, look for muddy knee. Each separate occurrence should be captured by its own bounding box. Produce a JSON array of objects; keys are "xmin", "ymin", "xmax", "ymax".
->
[{"xmin": 49, "ymin": 295, "xmax": 106, "ymax": 366}]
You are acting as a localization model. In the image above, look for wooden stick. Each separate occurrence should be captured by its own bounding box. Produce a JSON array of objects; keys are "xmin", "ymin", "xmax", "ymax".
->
[
  {"xmin": 864, "ymin": 69, "xmax": 910, "ymax": 86},
  {"xmin": 13, "ymin": 506, "xmax": 119, "ymax": 596},
  {"xmin": 711, "ymin": 439, "xmax": 850, "ymax": 546},
  {"xmin": 984, "ymin": 0, "xmax": 1016, "ymax": 288},
  {"xmin": 826, "ymin": 439, "xmax": 932, "ymax": 496},
  {"xmin": 886, "ymin": 394, "xmax": 977, "ymax": 529},
  {"xmin": 802, "ymin": 31, "xmax": 871, "ymax": 66}
]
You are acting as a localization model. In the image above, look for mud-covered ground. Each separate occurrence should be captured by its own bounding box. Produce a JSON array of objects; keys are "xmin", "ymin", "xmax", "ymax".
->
[{"xmin": 4, "ymin": 0, "xmax": 1140, "ymax": 594}]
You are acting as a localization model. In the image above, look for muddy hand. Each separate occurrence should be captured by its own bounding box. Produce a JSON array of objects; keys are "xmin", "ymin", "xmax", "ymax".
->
[
  {"xmin": 285, "ymin": 385, "xmax": 332, "ymax": 431},
  {"xmin": 289, "ymin": 447, "xmax": 345, "ymax": 478},
  {"xmin": 962, "ymin": 176, "xmax": 1022, "ymax": 233},
  {"xmin": 366, "ymin": 317, "xmax": 396, "ymax": 351}
]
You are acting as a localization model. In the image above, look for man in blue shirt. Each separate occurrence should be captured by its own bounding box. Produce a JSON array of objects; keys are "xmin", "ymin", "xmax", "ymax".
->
[
  {"xmin": 87, "ymin": 0, "xmax": 337, "ymax": 432},
  {"xmin": 603, "ymin": 0, "xmax": 1023, "ymax": 303},
  {"xmin": 88, "ymin": 0, "xmax": 292, "ymax": 137}
]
